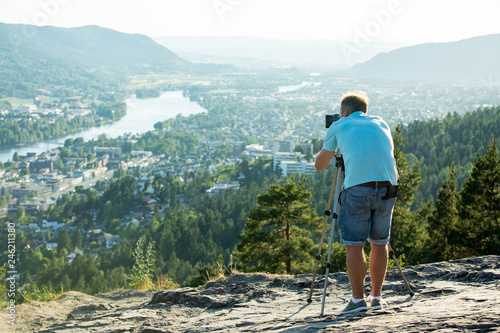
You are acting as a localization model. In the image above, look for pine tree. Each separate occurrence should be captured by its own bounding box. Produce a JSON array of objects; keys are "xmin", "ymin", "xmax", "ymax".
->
[
  {"xmin": 428, "ymin": 163, "xmax": 460, "ymax": 260},
  {"xmin": 390, "ymin": 125, "xmax": 428, "ymax": 264},
  {"xmin": 56, "ymin": 229, "xmax": 71, "ymax": 253},
  {"xmin": 234, "ymin": 178, "xmax": 322, "ymax": 275},
  {"xmin": 71, "ymin": 229, "xmax": 83, "ymax": 249},
  {"xmin": 60, "ymin": 274, "xmax": 72, "ymax": 292},
  {"xmin": 459, "ymin": 140, "xmax": 500, "ymax": 255},
  {"xmin": 74, "ymin": 275, "xmax": 86, "ymax": 291}
]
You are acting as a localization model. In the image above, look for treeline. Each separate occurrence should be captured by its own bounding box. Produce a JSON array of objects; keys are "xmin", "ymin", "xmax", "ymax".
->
[
  {"xmin": 96, "ymin": 102, "xmax": 127, "ymax": 121},
  {"xmin": 135, "ymin": 88, "xmax": 160, "ymax": 99},
  {"xmin": 0, "ymin": 116, "xmax": 95, "ymax": 146},
  {"xmin": 401, "ymin": 106, "xmax": 500, "ymax": 208},
  {"xmin": 0, "ymin": 102, "xmax": 126, "ymax": 147}
]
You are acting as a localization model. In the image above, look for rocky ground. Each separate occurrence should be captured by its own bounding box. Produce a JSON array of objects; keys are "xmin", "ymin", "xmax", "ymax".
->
[{"xmin": 3, "ymin": 255, "xmax": 500, "ymax": 333}]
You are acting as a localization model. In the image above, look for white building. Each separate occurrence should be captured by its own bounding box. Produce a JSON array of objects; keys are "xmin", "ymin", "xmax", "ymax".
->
[
  {"xmin": 272, "ymin": 152, "xmax": 302, "ymax": 170},
  {"xmin": 279, "ymin": 161, "xmax": 317, "ymax": 177},
  {"xmin": 42, "ymin": 220, "xmax": 64, "ymax": 231},
  {"xmin": 46, "ymin": 242, "xmax": 58, "ymax": 250},
  {"xmin": 243, "ymin": 144, "xmax": 272, "ymax": 159}
]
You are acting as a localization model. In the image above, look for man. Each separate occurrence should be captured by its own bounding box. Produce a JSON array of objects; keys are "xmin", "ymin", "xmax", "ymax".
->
[{"xmin": 315, "ymin": 91, "xmax": 398, "ymax": 314}]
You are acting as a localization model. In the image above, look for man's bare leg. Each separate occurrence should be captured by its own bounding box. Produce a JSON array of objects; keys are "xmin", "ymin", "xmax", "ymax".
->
[
  {"xmin": 346, "ymin": 245, "xmax": 366, "ymax": 299},
  {"xmin": 369, "ymin": 244, "xmax": 388, "ymax": 297}
]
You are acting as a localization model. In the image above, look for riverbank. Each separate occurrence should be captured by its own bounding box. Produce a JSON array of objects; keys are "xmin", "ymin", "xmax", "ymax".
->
[{"xmin": 0, "ymin": 91, "xmax": 207, "ymax": 163}]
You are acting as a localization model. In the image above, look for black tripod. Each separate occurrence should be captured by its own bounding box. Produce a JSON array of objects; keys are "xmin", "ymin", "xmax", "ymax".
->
[{"xmin": 307, "ymin": 155, "xmax": 413, "ymax": 316}]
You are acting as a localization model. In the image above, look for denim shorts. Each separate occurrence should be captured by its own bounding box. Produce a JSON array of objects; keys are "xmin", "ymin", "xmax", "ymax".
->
[{"xmin": 338, "ymin": 185, "xmax": 396, "ymax": 246}]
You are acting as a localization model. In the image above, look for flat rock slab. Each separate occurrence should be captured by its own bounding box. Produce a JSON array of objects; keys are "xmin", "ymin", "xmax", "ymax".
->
[{"xmin": 3, "ymin": 255, "xmax": 500, "ymax": 333}]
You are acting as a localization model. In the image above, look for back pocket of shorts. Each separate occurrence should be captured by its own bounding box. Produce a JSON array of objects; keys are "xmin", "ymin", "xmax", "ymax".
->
[
  {"xmin": 378, "ymin": 197, "xmax": 396, "ymax": 218},
  {"xmin": 346, "ymin": 194, "xmax": 370, "ymax": 219}
]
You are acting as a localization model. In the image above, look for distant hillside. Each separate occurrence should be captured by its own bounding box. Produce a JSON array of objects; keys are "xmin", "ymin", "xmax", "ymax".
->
[
  {"xmin": 0, "ymin": 23, "xmax": 192, "ymax": 98},
  {"xmin": 153, "ymin": 36, "xmax": 404, "ymax": 69},
  {"xmin": 0, "ymin": 23, "xmax": 190, "ymax": 74},
  {"xmin": 350, "ymin": 34, "xmax": 500, "ymax": 81}
]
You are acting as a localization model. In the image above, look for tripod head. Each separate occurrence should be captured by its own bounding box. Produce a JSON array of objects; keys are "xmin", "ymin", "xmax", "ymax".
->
[{"xmin": 335, "ymin": 155, "xmax": 345, "ymax": 172}]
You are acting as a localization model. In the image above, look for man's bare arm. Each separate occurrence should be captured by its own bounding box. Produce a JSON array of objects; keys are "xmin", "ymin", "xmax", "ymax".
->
[{"xmin": 315, "ymin": 149, "xmax": 336, "ymax": 171}]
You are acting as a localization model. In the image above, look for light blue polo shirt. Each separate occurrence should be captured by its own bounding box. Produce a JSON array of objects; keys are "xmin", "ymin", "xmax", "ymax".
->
[{"xmin": 322, "ymin": 111, "xmax": 398, "ymax": 189}]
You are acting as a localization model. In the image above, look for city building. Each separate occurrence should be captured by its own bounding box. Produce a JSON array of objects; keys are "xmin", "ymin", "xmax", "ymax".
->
[
  {"xmin": 279, "ymin": 161, "xmax": 316, "ymax": 177},
  {"xmin": 273, "ymin": 138, "xmax": 295, "ymax": 154},
  {"xmin": 29, "ymin": 160, "xmax": 54, "ymax": 173},
  {"xmin": 243, "ymin": 144, "xmax": 272, "ymax": 159},
  {"xmin": 272, "ymin": 152, "xmax": 302, "ymax": 170},
  {"xmin": 12, "ymin": 185, "xmax": 51, "ymax": 200}
]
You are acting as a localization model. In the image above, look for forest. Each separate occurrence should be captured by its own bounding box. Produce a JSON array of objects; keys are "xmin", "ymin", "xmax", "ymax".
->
[
  {"xmin": 0, "ymin": 53, "xmax": 125, "ymax": 100},
  {"xmin": 400, "ymin": 106, "xmax": 500, "ymax": 208},
  {"xmin": 135, "ymin": 88, "xmax": 161, "ymax": 99},
  {"xmin": 0, "ymin": 105, "xmax": 498, "ymax": 304}
]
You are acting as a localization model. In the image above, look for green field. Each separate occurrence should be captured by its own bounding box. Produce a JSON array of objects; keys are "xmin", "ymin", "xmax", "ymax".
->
[
  {"xmin": 0, "ymin": 95, "xmax": 73, "ymax": 107},
  {"xmin": 0, "ymin": 97, "xmax": 34, "ymax": 106}
]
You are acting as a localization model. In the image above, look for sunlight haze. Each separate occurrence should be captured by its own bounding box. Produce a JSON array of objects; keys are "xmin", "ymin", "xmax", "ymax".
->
[{"xmin": 0, "ymin": 0, "xmax": 499, "ymax": 44}]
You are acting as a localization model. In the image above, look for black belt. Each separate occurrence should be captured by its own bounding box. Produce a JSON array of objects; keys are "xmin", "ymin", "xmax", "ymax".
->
[{"xmin": 357, "ymin": 181, "xmax": 392, "ymax": 188}]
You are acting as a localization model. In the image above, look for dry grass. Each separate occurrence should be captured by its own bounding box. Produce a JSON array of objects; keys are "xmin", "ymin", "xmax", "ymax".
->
[
  {"xmin": 152, "ymin": 274, "xmax": 179, "ymax": 291},
  {"xmin": 202, "ymin": 261, "xmax": 240, "ymax": 284}
]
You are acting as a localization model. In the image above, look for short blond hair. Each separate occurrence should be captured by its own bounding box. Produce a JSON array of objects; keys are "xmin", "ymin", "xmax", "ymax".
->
[{"xmin": 341, "ymin": 90, "xmax": 369, "ymax": 114}]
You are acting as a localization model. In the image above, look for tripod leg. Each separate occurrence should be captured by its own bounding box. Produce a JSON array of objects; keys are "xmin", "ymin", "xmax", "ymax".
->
[
  {"xmin": 388, "ymin": 244, "xmax": 414, "ymax": 297},
  {"xmin": 307, "ymin": 166, "xmax": 339, "ymax": 303},
  {"xmin": 320, "ymin": 171, "xmax": 343, "ymax": 315}
]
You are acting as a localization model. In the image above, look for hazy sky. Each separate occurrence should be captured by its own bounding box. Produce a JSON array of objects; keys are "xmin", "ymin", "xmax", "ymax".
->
[{"xmin": 0, "ymin": 0, "xmax": 499, "ymax": 44}]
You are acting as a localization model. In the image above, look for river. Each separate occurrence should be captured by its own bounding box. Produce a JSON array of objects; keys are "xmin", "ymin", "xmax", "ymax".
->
[{"xmin": 0, "ymin": 91, "xmax": 207, "ymax": 163}]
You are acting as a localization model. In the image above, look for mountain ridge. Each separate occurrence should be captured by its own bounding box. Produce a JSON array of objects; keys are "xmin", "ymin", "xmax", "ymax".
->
[
  {"xmin": 0, "ymin": 23, "xmax": 191, "ymax": 74},
  {"xmin": 350, "ymin": 33, "xmax": 500, "ymax": 81},
  {"xmin": 0, "ymin": 22, "xmax": 194, "ymax": 98}
]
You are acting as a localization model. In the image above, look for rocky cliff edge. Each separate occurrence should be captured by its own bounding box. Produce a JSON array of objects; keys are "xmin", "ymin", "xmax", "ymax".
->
[{"xmin": 3, "ymin": 255, "xmax": 500, "ymax": 333}]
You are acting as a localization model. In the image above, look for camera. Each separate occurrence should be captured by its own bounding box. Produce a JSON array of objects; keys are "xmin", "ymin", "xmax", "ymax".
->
[{"xmin": 325, "ymin": 113, "xmax": 341, "ymax": 128}]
